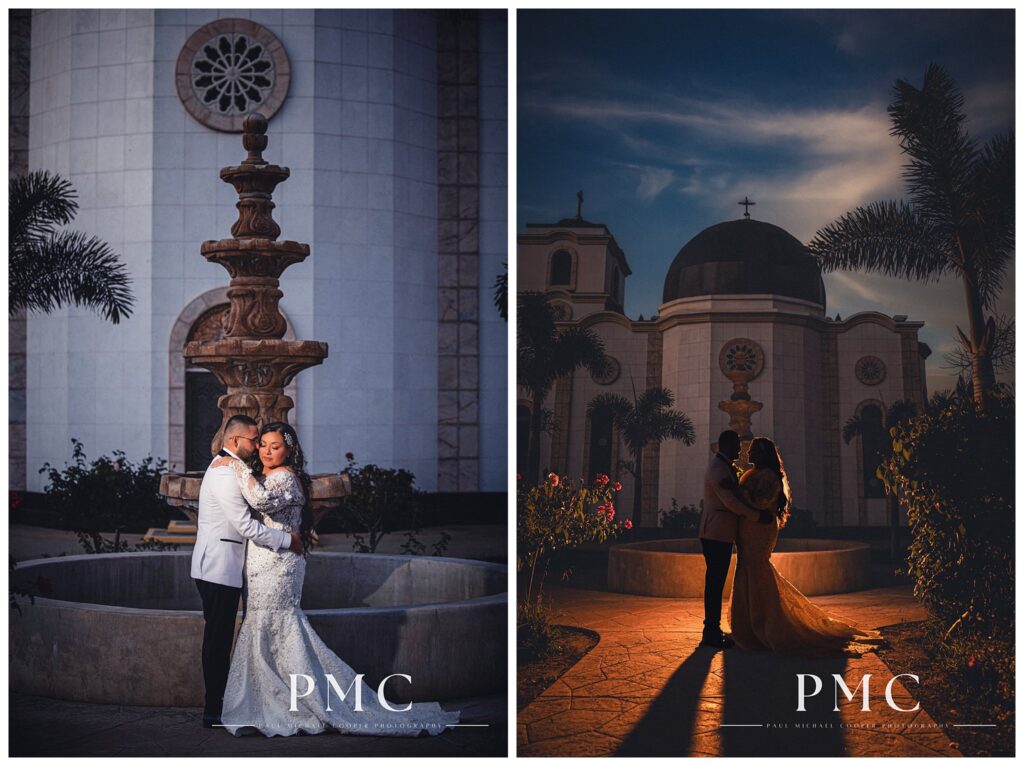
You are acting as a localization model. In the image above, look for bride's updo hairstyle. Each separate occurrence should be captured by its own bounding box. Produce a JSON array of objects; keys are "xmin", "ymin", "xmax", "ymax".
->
[
  {"xmin": 749, "ymin": 437, "xmax": 792, "ymax": 528},
  {"xmin": 257, "ymin": 421, "xmax": 315, "ymax": 553}
]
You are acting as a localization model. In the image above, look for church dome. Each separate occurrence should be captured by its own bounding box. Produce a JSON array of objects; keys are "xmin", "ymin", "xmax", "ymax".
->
[{"xmin": 662, "ymin": 219, "xmax": 825, "ymax": 306}]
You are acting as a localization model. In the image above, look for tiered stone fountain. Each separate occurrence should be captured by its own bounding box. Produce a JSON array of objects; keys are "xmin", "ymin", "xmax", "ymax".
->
[
  {"xmin": 11, "ymin": 112, "xmax": 507, "ymax": 707},
  {"xmin": 159, "ymin": 112, "xmax": 348, "ymax": 522}
]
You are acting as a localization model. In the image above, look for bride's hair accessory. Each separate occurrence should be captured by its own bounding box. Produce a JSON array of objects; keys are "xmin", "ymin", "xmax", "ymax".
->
[{"xmin": 283, "ymin": 431, "xmax": 294, "ymax": 448}]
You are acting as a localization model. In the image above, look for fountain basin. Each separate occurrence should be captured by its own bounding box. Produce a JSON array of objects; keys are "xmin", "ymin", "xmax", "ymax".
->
[
  {"xmin": 608, "ymin": 538, "xmax": 872, "ymax": 598},
  {"xmin": 11, "ymin": 551, "xmax": 506, "ymax": 706}
]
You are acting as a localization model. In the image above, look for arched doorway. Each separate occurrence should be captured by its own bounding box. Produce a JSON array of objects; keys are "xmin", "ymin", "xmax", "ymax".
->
[
  {"xmin": 168, "ymin": 288, "xmax": 298, "ymax": 472},
  {"xmin": 185, "ymin": 305, "xmax": 229, "ymax": 471}
]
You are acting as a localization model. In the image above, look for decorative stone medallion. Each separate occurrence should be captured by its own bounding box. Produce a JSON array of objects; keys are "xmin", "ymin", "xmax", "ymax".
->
[
  {"xmin": 855, "ymin": 355, "xmax": 886, "ymax": 386},
  {"xmin": 718, "ymin": 338, "xmax": 765, "ymax": 379},
  {"xmin": 550, "ymin": 300, "xmax": 573, "ymax": 321},
  {"xmin": 176, "ymin": 19, "xmax": 290, "ymax": 132},
  {"xmin": 592, "ymin": 356, "xmax": 621, "ymax": 386}
]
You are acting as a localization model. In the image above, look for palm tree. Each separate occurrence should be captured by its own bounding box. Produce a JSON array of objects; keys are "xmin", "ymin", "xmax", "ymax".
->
[
  {"xmin": 493, "ymin": 261, "xmax": 507, "ymax": 321},
  {"xmin": 842, "ymin": 399, "xmax": 918, "ymax": 562},
  {"xmin": 10, "ymin": 170, "xmax": 134, "ymax": 323},
  {"xmin": 518, "ymin": 291, "xmax": 608, "ymax": 484},
  {"xmin": 809, "ymin": 64, "xmax": 1013, "ymax": 412},
  {"xmin": 588, "ymin": 385, "xmax": 695, "ymax": 527}
]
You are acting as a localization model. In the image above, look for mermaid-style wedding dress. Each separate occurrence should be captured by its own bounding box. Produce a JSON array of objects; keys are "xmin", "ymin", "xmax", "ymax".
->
[
  {"xmin": 219, "ymin": 460, "xmax": 461, "ymax": 737},
  {"xmin": 729, "ymin": 468, "xmax": 885, "ymax": 656}
]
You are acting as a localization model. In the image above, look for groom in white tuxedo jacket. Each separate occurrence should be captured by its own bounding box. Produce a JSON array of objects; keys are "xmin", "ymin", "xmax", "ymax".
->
[{"xmin": 191, "ymin": 414, "xmax": 303, "ymax": 728}]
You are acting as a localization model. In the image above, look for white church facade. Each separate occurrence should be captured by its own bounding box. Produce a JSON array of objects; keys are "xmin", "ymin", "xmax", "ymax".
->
[
  {"xmin": 518, "ymin": 210, "xmax": 931, "ymax": 528},
  {"xmin": 10, "ymin": 9, "xmax": 507, "ymax": 494}
]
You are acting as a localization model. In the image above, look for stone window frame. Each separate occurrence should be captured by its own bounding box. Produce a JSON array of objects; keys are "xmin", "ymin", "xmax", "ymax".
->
[
  {"xmin": 168, "ymin": 287, "xmax": 297, "ymax": 472},
  {"xmin": 547, "ymin": 247, "xmax": 577, "ymax": 290}
]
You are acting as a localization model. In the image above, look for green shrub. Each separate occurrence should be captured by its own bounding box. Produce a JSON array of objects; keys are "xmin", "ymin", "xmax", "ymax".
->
[
  {"xmin": 517, "ymin": 598, "xmax": 563, "ymax": 661},
  {"xmin": 878, "ymin": 386, "xmax": 1013, "ymax": 639},
  {"xmin": 781, "ymin": 506, "xmax": 819, "ymax": 536},
  {"xmin": 38, "ymin": 439, "xmax": 176, "ymax": 554},
  {"xmin": 658, "ymin": 498, "xmax": 701, "ymax": 535},
  {"xmin": 336, "ymin": 454, "xmax": 449, "ymax": 555}
]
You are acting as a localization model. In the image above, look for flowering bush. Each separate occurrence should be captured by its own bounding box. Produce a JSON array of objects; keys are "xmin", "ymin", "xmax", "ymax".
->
[{"xmin": 517, "ymin": 472, "xmax": 629, "ymax": 605}]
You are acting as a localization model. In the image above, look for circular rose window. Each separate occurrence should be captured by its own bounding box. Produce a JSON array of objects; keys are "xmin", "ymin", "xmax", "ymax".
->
[
  {"xmin": 592, "ymin": 356, "xmax": 621, "ymax": 386},
  {"xmin": 175, "ymin": 19, "xmax": 290, "ymax": 132},
  {"xmin": 718, "ymin": 338, "xmax": 765, "ymax": 379},
  {"xmin": 855, "ymin": 355, "xmax": 886, "ymax": 386}
]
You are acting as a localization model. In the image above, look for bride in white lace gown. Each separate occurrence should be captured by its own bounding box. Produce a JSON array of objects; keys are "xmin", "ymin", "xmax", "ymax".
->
[{"xmin": 214, "ymin": 422, "xmax": 461, "ymax": 737}]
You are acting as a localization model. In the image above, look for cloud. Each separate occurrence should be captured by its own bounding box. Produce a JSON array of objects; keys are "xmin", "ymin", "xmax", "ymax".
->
[{"xmin": 635, "ymin": 167, "xmax": 675, "ymax": 201}]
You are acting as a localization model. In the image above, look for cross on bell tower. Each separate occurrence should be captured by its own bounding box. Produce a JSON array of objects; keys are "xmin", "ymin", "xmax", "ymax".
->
[{"xmin": 738, "ymin": 196, "xmax": 755, "ymax": 220}]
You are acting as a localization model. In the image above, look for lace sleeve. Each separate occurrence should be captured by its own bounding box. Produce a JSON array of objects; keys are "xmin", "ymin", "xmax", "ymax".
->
[{"xmin": 229, "ymin": 459, "xmax": 276, "ymax": 514}]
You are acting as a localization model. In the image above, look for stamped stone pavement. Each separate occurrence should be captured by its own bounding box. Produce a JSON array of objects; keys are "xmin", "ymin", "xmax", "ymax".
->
[{"xmin": 518, "ymin": 584, "xmax": 962, "ymax": 757}]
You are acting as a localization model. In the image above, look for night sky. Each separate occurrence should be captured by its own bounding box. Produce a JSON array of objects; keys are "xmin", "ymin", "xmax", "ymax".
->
[{"xmin": 518, "ymin": 9, "xmax": 1015, "ymax": 394}]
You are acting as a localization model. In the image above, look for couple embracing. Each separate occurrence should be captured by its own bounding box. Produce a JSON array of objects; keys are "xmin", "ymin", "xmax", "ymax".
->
[
  {"xmin": 698, "ymin": 429, "xmax": 884, "ymax": 656},
  {"xmin": 191, "ymin": 414, "xmax": 460, "ymax": 737}
]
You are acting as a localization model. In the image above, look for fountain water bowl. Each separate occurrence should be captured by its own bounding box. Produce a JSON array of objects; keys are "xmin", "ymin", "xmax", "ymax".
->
[
  {"xmin": 11, "ymin": 552, "xmax": 506, "ymax": 706},
  {"xmin": 608, "ymin": 538, "xmax": 872, "ymax": 598}
]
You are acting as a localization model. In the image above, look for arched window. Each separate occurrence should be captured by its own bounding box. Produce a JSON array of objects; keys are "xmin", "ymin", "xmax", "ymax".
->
[
  {"xmin": 517, "ymin": 404, "xmax": 531, "ymax": 474},
  {"xmin": 859, "ymin": 404, "xmax": 886, "ymax": 499},
  {"xmin": 185, "ymin": 305, "xmax": 230, "ymax": 471},
  {"xmin": 588, "ymin": 409, "xmax": 613, "ymax": 478},
  {"xmin": 549, "ymin": 250, "xmax": 572, "ymax": 286}
]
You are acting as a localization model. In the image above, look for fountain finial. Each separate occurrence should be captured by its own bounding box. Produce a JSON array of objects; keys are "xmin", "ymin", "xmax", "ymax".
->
[{"xmin": 242, "ymin": 112, "xmax": 269, "ymax": 165}]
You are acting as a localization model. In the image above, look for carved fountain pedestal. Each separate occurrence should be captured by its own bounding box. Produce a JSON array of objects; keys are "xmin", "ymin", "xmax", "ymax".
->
[
  {"xmin": 159, "ymin": 113, "xmax": 348, "ymax": 525},
  {"xmin": 715, "ymin": 338, "xmax": 765, "ymax": 468}
]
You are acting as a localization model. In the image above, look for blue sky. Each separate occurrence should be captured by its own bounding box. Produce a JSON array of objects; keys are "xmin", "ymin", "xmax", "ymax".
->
[{"xmin": 518, "ymin": 9, "xmax": 1015, "ymax": 394}]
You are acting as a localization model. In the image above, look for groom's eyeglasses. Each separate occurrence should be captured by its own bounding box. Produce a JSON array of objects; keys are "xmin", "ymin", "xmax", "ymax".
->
[{"xmin": 235, "ymin": 435, "xmax": 259, "ymax": 444}]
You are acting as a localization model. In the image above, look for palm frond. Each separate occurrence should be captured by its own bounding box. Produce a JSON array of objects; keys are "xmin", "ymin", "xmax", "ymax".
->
[
  {"xmin": 493, "ymin": 262, "xmax": 507, "ymax": 321},
  {"xmin": 841, "ymin": 414, "xmax": 864, "ymax": 445},
  {"xmin": 636, "ymin": 385, "xmax": 673, "ymax": 413},
  {"xmin": 888, "ymin": 63, "xmax": 977, "ymax": 224},
  {"xmin": 969, "ymin": 133, "xmax": 1014, "ymax": 308},
  {"xmin": 10, "ymin": 231, "xmax": 135, "ymax": 323},
  {"xmin": 885, "ymin": 399, "xmax": 918, "ymax": 427},
  {"xmin": 9, "ymin": 170, "xmax": 78, "ymax": 246},
  {"xmin": 552, "ymin": 325, "xmax": 608, "ymax": 379},
  {"xmin": 587, "ymin": 393, "xmax": 632, "ymax": 422},
  {"xmin": 808, "ymin": 200, "xmax": 955, "ymax": 277}
]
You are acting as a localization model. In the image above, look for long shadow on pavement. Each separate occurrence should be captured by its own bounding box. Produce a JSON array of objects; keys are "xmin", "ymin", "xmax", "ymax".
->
[
  {"xmin": 614, "ymin": 647, "xmax": 849, "ymax": 756},
  {"xmin": 614, "ymin": 646, "xmax": 716, "ymax": 756}
]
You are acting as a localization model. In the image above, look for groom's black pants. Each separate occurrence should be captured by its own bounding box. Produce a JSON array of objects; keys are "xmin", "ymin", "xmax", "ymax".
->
[
  {"xmin": 194, "ymin": 578, "xmax": 246, "ymax": 716},
  {"xmin": 699, "ymin": 538, "xmax": 734, "ymax": 637}
]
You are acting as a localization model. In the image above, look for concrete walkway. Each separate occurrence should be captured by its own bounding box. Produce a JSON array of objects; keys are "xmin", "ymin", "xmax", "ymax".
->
[
  {"xmin": 11, "ymin": 693, "xmax": 505, "ymax": 756},
  {"xmin": 518, "ymin": 583, "xmax": 961, "ymax": 757}
]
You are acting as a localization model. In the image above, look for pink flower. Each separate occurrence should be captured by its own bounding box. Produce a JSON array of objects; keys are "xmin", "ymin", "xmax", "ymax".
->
[
  {"xmin": 606, "ymin": 504, "xmax": 615, "ymax": 521},
  {"xmin": 613, "ymin": 481, "xmax": 622, "ymax": 491},
  {"xmin": 548, "ymin": 472, "xmax": 559, "ymax": 487},
  {"xmin": 624, "ymin": 519, "xmax": 633, "ymax": 530},
  {"xmin": 345, "ymin": 452, "xmax": 355, "ymax": 461}
]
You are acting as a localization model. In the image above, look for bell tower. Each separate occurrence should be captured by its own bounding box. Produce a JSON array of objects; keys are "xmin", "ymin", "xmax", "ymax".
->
[{"xmin": 516, "ymin": 192, "xmax": 631, "ymax": 319}]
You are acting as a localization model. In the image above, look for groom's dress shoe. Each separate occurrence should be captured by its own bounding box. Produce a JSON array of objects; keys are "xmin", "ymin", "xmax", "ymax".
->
[
  {"xmin": 699, "ymin": 633, "xmax": 735, "ymax": 649},
  {"xmin": 202, "ymin": 713, "xmax": 223, "ymax": 729}
]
